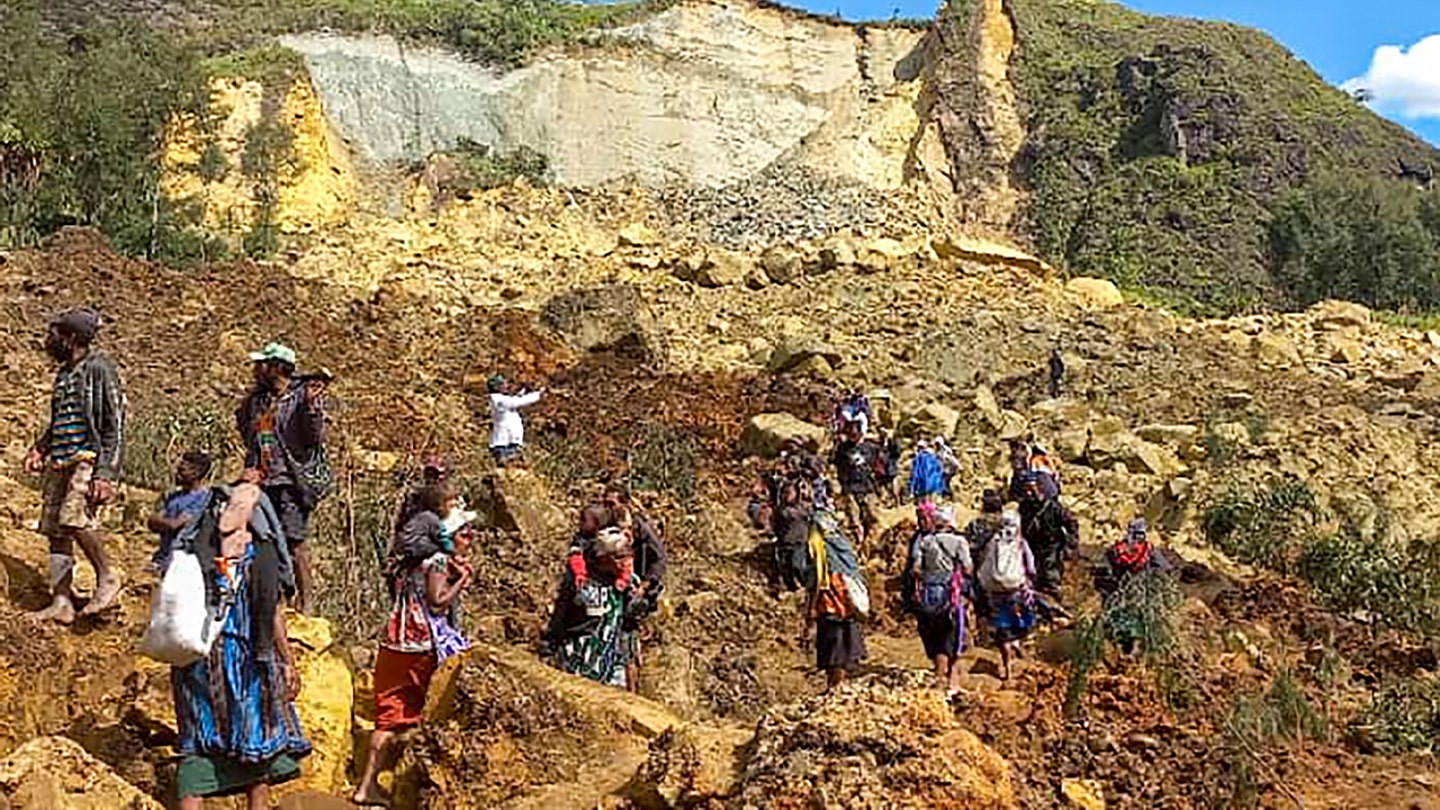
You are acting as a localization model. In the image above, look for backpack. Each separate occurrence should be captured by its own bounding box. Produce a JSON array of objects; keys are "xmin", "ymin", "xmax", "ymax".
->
[
  {"xmin": 909, "ymin": 451, "xmax": 945, "ymax": 496},
  {"xmin": 980, "ymin": 537, "xmax": 1026, "ymax": 593}
]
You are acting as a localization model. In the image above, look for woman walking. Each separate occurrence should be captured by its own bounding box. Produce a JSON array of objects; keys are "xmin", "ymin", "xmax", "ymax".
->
[
  {"xmin": 978, "ymin": 506, "xmax": 1037, "ymax": 680},
  {"xmin": 170, "ymin": 483, "xmax": 310, "ymax": 809}
]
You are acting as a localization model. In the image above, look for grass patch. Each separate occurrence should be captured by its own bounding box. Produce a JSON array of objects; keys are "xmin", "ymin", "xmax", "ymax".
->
[
  {"xmin": 125, "ymin": 403, "xmax": 240, "ymax": 491},
  {"xmin": 207, "ymin": 0, "xmax": 653, "ymax": 69},
  {"xmin": 1201, "ymin": 476, "xmax": 1318, "ymax": 572},
  {"xmin": 1354, "ymin": 677, "xmax": 1440, "ymax": 755},
  {"xmin": 1066, "ymin": 568, "xmax": 1183, "ymax": 714}
]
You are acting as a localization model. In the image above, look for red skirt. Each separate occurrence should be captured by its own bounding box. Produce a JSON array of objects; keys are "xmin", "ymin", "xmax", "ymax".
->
[{"xmin": 373, "ymin": 647, "xmax": 437, "ymax": 731}]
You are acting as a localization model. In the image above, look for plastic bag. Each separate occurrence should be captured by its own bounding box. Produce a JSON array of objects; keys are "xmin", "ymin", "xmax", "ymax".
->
[{"xmin": 139, "ymin": 550, "xmax": 226, "ymax": 667}]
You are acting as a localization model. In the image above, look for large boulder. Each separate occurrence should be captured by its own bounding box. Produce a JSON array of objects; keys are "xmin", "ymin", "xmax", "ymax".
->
[
  {"xmin": 1065, "ymin": 277, "xmax": 1124, "ymax": 309},
  {"xmin": 741, "ymin": 413, "xmax": 828, "ymax": 458},
  {"xmin": 766, "ymin": 335, "xmax": 842, "ymax": 374},
  {"xmin": 1251, "ymin": 332, "xmax": 1302, "ymax": 368},
  {"xmin": 902, "ymin": 401, "xmax": 961, "ymax": 440},
  {"xmin": 697, "ymin": 250, "xmax": 752, "ymax": 288},
  {"xmin": 279, "ymin": 614, "xmax": 354, "ymax": 798},
  {"xmin": 0, "ymin": 736, "xmax": 162, "ymax": 810},
  {"xmin": 1309, "ymin": 299, "xmax": 1371, "ymax": 330},
  {"xmin": 540, "ymin": 284, "xmax": 664, "ymax": 362},
  {"xmin": 627, "ymin": 724, "xmax": 753, "ymax": 809},
  {"xmin": 760, "ymin": 245, "xmax": 803, "ymax": 284},
  {"xmin": 725, "ymin": 673, "xmax": 1016, "ymax": 808}
]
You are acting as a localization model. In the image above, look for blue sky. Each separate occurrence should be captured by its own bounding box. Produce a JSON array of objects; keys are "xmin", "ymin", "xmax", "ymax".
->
[{"xmin": 795, "ymin": 0, "xmax": 1440, "ymax": 145}]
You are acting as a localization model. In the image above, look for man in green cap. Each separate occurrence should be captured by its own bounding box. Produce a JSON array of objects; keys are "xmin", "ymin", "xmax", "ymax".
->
[
  {"xmin": 25, "ymin": 307, "xmax": 126, "ymax": 622},
  {"xmin": 237, "ymin": 342, "xmax": 328, "ymax": 613}
]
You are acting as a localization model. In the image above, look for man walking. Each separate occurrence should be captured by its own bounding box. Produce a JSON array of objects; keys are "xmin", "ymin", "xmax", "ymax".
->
[
  {"xmin": 25, "ymin": 308, "xmax": 125, "ymax": 623},
  {"xmin": 237, "ymin": 343, "xmax": 328, "ymax": 614}
]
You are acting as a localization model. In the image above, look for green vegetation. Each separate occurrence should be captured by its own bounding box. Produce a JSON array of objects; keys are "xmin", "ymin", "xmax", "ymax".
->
[
  {"xmin": 1270, "ymin": 175, "xmax": 1440, "ymax": 312},
  {"xmin": 1355, "ymin": 677, "xmax": 1440, "ymax": 754},
  {"xmin": 1006, "ymin": 0, "xmax": 1440, "ymax": 312},
  {"xmin": 125, "ymin": 403, "xmax": 240, "ymax": 491},
  {"xmin": 1066, "ymin": 568, "xmax": 1183, "ymax": 713},
  {"xmin": 0, "ymin": 5, "xmax": 213, "ymax": 260},
  {"xmin": 1203, "ymin": 479, "xmax": 1440, "ymax": 646},
  {"xmin": 440, "ymin": 139, "xmax": 551, "ymax": 193},
  {"xmin": 1201, "ymin": 476, "xmax": 1318, "ymax": 571},
  {"xmin": 206, "ymin": 0, "xmax": 648, "ymax": 69},
  {"xmin": 1223, "ymin": 672, "xmax": 1330, "ymax": 807}
]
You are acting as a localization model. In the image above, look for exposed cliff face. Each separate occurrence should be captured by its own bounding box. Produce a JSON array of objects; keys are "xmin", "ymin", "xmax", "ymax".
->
[{"xmin": 281, "ymin": 0, "xmax": 944, "ymax": 194}]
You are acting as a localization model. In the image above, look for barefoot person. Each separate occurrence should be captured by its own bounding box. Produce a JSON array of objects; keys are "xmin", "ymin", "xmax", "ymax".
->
[
  {"xmin": 25, "ymin": 307, "xmax": 125, "ymax": 622},
  {"xmin": 355, "ymin": 483, "xmax": 474, "ymax": 806}
]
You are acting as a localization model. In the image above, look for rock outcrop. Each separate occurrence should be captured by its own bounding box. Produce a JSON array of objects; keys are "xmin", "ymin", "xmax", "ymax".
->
[{"xmin": 0, "ymin": 736, "xmax": 162, "ymax": 810}]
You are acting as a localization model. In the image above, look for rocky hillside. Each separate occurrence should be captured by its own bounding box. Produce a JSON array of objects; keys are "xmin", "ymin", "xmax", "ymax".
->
[{"xmin": 1, "ymin": 1, "xmax": 1440, "ymax": 809}]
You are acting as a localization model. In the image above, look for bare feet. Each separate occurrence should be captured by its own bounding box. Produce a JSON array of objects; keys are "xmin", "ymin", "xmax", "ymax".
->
[
  {"xmin": 28, "ymin": 596, "xmax": 75, "ymax": 625},
  {"xmin": 79, "ymin": 573, "xmax": 122, "ymax": 616},
  {"xmin": 352, "ymin": 785, "xmax": 392, "ymax": 806}
]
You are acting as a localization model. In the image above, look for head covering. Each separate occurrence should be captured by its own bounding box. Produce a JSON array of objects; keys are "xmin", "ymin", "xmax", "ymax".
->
[
  {"xmin": 442, "ymin": 508, "xmax": 478, "ymax": 538},
  {"xmin": 487, "ymin": 373, "xmax": 506, "ymax": 393},
  {"xmin": 592, "ymin": 526, "xmax": 633, "ymax": 559},
  {"xmin": 422, "ymin": 454, "xmax": 451, "ymax": 475},
  {"xmin": 51, "ymin": 307, "xmax": 101, "ymax": 341},
  {"xmin": 936, "ymin": 506, "xmax": 955, "ymax": 527},
  {"xmin": 249, "ymin": 342, "xmax": 297, "ymax": 367},
  {"xmin": 1017, "ymin": 470, "xmax": 1041, "ymax": 494},
  {"xmin": 916, "ymin": 501, "xmax": 938, "ymax": 520},
  {"xmin": 999, "ymin": 509, "xmax": 1021, "ymax": 542},
  {"xmin": 1126, "ymin": 517, "xmax": 1148, "ymax": 545}
]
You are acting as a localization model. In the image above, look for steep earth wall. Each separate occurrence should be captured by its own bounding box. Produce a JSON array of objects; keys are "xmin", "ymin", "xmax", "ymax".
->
[{"xmin": 281, "ymin": 0, "xmax": 946, "ymax": 192}]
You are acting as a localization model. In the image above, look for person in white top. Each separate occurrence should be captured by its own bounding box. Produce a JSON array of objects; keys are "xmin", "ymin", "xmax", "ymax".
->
[{"xmin": 487, "ymin": 374, "xmax": 543, "ymax": 466}]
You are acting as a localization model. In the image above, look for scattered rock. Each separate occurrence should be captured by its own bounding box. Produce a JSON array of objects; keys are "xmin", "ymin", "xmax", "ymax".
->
[
  {"xmin": 1251, "ymin": 332, "xmax": 1302, "ymax": 368},
  {"xmin": 818, "ymin": 235, "xmax": 857, "ymax": 270},
  {"xmin": 618, "ymin": 222, "xmax": 660, "ymax": 248},
  {"xmin": 760, "ymin": 245, "xmax": 803, "ymax": 283},
  {"xmin": 1136, "ymin": 424, "xmax": 1199, "ymax": 447},
  {"xmin": 540, "ymin": 284, "xmax": 664, "ymax": 361},
  {"xmin": 1326, "ymin": 335, "xmax": 1363, "ymax": 365},
  {"xmin": 1065, "ymin": 277, "xmax": 1124, "ymax": 309},
  {"xmin": 1310, "ymin": 299, "xmax": 1371, "ymax": 330},
  {"xmin": 1061, "ymin": 777, "xmax": 1106, "ymax": 810},
  {"xmin": 0, "ymin": 736, "xmax": 163, "ymax": 810},
  {"xmin": 855, "ymin": 237, "xmax": 910, "ymax": 273},
  {"xmin": 726, "ymin": 673, "xmax": 1017, "ymax": 808},
  {"xmin": 741, "ymin": 413, "xmax": 828, "ymax": 457},
  {"xmin": 767, "ymin": 335, "xmax": 842, "ymax": 374},
  {"xmin": 904, "ymin": 401, "xmax": 961, "ymax": 439},
  {"xmin": 627, "ymin": 724, "xmax": 752, "ymax": 809},
  {"xmin": 697, "ymin": 250, "xmax": 752, "ymax": 288}
]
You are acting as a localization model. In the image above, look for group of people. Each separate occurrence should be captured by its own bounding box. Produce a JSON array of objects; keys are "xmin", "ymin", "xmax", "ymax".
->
[
  {"xmin": 542, "ymin": 484, "xmax": 668, "ymax": 691},
  {"xmin": 23, "ymin": 305, "xmax": 1166, "ymax": 806},
  {"xmin": 753, "ymin": 392, "xmax": 1165, "ymax": 687},
  {"xmin": 24, "ymin": 310, "xmax": 330, "ymax": 807}
]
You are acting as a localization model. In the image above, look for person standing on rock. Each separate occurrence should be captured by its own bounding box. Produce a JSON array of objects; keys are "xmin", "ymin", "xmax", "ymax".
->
[
  {"xmin": 24, "ymin": 307, "xmax": 125, "ymax": 623},
  {"xmin": 357, "ymin": 482, "xmax": 473, "ymax": 807},
  {"xmin": 831, "ymin": 422, "xmax": 881, "ymax": 548},
  {"xmin": 487, "ymin": 374, "xmax": 544, "ymax": 467},
  {"xmin": 171, "ymin": 482, "xmax": 310, "ymax": 809},
  {"xmin": 236, "ymin": 343, "xmax": 328, "ymax": 615}
]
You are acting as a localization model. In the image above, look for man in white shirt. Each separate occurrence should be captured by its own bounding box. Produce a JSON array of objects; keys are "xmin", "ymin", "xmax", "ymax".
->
[{"xmin": 488, "ymin": 374, "xmax": 543, "ymax": 466}]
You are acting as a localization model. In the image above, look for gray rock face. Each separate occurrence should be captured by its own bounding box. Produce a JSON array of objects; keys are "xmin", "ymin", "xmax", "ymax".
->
[{"xmin": 280, "ymin": 0, "xmax": 933, "ymax": 190}]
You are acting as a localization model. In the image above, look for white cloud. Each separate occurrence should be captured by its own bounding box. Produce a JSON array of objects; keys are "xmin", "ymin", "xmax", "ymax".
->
[{"xmin": 1343, "ymin": 35, "xmax": 1440, "ymax": 119}]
